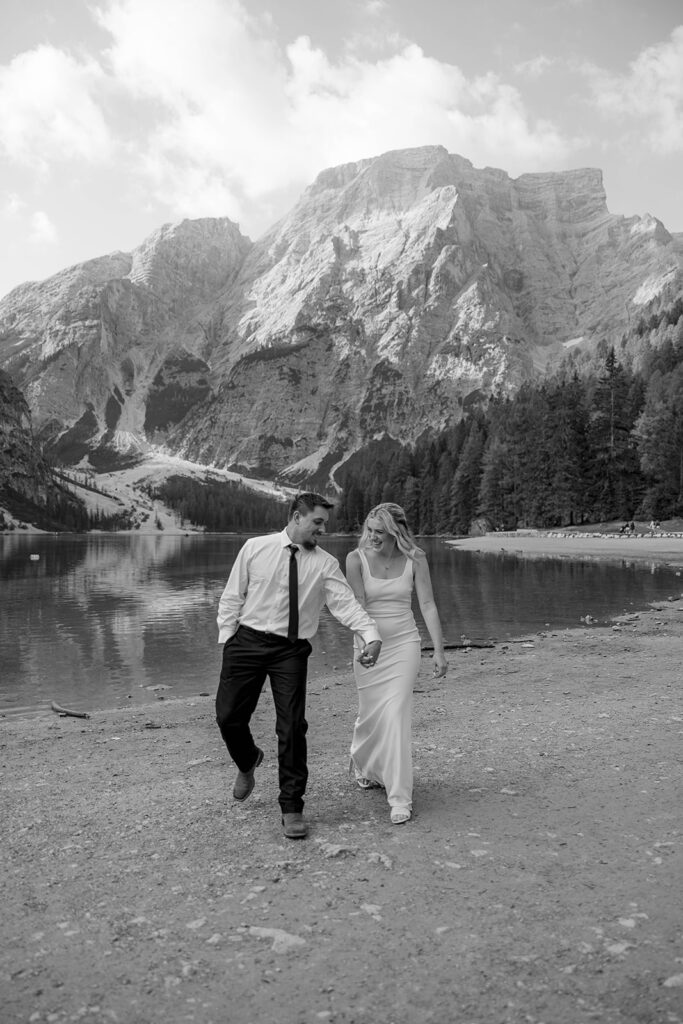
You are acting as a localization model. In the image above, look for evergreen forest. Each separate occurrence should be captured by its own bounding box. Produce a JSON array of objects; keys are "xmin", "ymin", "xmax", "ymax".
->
[
  {"xmin": 334, "ymin": 332, "xmax": 683, "ymax": 535},
  {"xmin": 149, "ymin": 477, "xmax": 288, "ymax": 532},
  {"xmin": 5, "ymin": 306, "xmax": 683, "ymax": 535}
]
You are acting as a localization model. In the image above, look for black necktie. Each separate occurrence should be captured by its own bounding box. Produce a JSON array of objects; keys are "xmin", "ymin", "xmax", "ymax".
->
[{"xmin": 287, "ymin": 544, "xmax": 299, "ymax": 641}]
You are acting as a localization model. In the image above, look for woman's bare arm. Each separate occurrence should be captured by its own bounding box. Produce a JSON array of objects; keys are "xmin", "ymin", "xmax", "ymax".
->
[
  {"xmin": 413, "ymin": 552, "xmax": 448, "ymax": 677},
  {"xmin": 345, "ymin": 549, "xmax": 367, "ymax": 606}
]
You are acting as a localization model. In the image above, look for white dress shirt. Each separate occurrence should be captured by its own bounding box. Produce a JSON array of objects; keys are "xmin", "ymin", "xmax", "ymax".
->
[{"xmin": 217, "ymin": 529, "xmax": 381, "ymax": 645}]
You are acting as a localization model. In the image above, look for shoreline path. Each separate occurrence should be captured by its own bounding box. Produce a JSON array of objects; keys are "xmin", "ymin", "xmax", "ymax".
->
[
  {"xmin": 449, "ymin": 530, "xmax": 683, "ymax": 568},
  {"xmin": 2, "ymin": 531, "xmax": 682, "ymax": 1023}
]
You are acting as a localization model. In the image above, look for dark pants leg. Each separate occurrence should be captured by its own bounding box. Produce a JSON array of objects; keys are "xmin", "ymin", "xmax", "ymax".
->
[
  {"xmin": 215, "ymin": 627, "xmax": 311, "ymax": 812},
  {"xmin": 268, "ymin": 639, "xmax": 311, "ymax": 814},
  {"xmin": 216, "ymin": 629, "xmax": 268, "ymax": 772}
]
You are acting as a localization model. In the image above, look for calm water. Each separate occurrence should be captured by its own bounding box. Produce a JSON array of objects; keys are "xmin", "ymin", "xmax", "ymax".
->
[{"xmin": 1, "ymin": 533, "xmax": 681, "ymax": 717}]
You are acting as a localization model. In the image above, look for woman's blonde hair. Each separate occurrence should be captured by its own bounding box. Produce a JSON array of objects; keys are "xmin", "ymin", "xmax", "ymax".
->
[{"xmin": 359, "ymin": 502, "xmax": 422, "ymax": 558}]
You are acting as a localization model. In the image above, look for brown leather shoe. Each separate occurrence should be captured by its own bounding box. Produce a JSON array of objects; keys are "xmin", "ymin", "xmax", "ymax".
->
[
  {"xmin": 282, "ymin": 812, "xmax": 308, "ymax": 839},
  {"xmin": 232, "ymin": 748, "xmax": 264, "ymax": 801}
]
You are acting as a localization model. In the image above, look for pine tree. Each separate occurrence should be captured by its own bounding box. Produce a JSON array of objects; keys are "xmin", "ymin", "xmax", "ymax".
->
[
  {"xmin": 586, "ymin": 348, "xmax": 644, "ymax": 520},
  {"xmin": 478, "ymin": 435, "xmax": 513, "ymax": 529},
  {"xmin": 402, "ymin": 475, "xmax": 420, "ymax": 529},
  {"xmin": 634, "ymin": 364, "xmax": 683, "ymax": 515},
  {"xmin": 546, "ymin": 374, "xmax": 591, "ymax": 526},
  {"xmin": 450, "ymin": 418, "xmax": 486, "ymax": 534},
  {"xmin": 433, "ymin": 452, "xmax": 455, "ymax": 533}
]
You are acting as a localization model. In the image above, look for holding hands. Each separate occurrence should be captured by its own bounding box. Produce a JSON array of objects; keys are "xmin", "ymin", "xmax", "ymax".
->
[{"xmin": 358, "ymin": 639, "xmax": 382, "ymax": 668}]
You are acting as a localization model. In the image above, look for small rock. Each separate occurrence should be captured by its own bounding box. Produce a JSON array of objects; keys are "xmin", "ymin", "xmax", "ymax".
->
[
  {"xmin": 367, "ymin": 851, "xmax": 393, "ymax": 869},
  {"xmin": 316, "ymin": 840, "xmax": 356, "ymax": 858},
  {"xmin": 360, "ymin": 903, "xmax": 382, "ymax": 920},
  {"xmin": 250, "ymin": 926, "xmax": 305, "ymax": 953}
]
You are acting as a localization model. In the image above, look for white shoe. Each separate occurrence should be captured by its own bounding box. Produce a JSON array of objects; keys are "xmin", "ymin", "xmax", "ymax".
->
[
  {"xmin": 349, "ymin": 757, "xmax": 380, "ymax": 789},
  {"xmin": 390, "ymin": 807, "xmax": 411, "ymax": 825}
]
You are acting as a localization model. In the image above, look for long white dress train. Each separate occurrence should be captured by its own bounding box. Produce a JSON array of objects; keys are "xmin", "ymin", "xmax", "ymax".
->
[{"xmin": 350, "ymin": 549, "xmax": 421, "ymax": 814}]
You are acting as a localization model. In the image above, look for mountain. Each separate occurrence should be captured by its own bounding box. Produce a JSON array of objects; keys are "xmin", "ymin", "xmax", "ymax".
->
[
  {"xmin": 1, "ymin": 145, "xmax": 681, "ymax": 492},
  {"xmin": 0, "ymin": 368, "xmax": 86, "ymax": 529}
]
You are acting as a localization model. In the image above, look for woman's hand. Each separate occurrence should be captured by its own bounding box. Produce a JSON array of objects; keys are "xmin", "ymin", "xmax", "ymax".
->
[
  {"xmin": 358, "ymin": 639, "xmax": 382, "ymax": 667},
  {"xmin": 432, "ymin": 653, "xmax": 448, "ymax": 678}
]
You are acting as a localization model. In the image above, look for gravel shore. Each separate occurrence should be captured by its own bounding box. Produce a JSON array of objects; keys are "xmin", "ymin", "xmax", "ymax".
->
[
  {"xmin": 449, "ymin": 530, "xmax": 683, "ymax": 568},
  {"xmin": 3, "ymin": 590, "xmax": 683, "ymax": 1024}
]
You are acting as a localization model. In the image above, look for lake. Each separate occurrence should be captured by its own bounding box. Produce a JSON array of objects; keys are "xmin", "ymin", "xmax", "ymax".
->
[{"xmin": 1, "ymin": 532, "xmax": 681, "ymax": 717}]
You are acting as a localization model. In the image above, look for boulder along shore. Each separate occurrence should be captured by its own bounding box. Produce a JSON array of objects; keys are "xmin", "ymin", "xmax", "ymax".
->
[{"xmin": 2, "ymin": 541, "xmax": 683, "ymax": 1024}]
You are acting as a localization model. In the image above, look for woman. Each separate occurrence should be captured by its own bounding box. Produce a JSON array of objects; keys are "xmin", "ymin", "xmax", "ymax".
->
[{"xmin": 346, "ymin": 503, "xmax": 448, "ymax": 824}]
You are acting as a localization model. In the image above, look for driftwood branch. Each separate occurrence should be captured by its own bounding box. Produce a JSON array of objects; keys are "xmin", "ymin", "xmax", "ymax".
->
[
  {"xmin": 51, "ymin": 701, "xmax": 91, "ymax": 719},
  {"xmin": 421, "ymin": 642, "xmax": 495, "ymax": 651}
]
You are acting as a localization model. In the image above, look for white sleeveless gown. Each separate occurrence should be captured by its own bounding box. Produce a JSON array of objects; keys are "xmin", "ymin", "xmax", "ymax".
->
[{"xmin": 350, "ymin": 549, "xmax": 421, "ymax": 813}]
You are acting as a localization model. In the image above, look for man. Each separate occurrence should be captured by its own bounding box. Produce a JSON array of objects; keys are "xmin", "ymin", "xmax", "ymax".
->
[{"xmin": 216, "ymin": 492, "xmax": 382, "ymax": 840}]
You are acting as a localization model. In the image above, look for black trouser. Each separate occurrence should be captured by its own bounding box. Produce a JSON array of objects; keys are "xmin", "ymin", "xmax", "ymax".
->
[{"xmin": 216, "ymin": 625, "xmax": 312, "ymax": 814}]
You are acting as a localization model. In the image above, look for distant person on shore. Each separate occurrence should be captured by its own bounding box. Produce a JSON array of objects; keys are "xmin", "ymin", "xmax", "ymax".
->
[
  {"xmin": 345, "ymin": 503, "xmax": 448, "ymax": 825},
  {"xmin": 215, "ymin": 492, "xmax": 382, "ymax": 840}
]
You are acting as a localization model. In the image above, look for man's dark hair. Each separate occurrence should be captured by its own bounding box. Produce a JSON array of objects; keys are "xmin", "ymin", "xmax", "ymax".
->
[{"xmin": 288, "ymin": 492, "xmax": 335, "ymax": 518}]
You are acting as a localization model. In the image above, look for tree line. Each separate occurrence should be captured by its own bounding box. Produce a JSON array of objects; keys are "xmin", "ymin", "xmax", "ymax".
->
[
  {"xmin": 334, "ymin": 335, "xmax": 683, "ymax": 535},
  {"xmin": 0, "ymin": 482, "xmax": 136, "ymax": 532},
  {"xmin": 149, "ymin": 477, "xmax": 288, "ymax": 532},
  {"xmin": 5, "ymin": 306, "xmax": 682, "ymax": 535}
]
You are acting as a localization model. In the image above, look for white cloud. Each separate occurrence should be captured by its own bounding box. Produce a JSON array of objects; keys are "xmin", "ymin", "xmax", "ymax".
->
[
  {"xmin": 364, "ymin": 0, "xmax": 390, "ymax": 15},
  {"xmin": 28, "ymin": 210, "xmax": 58, "ymax": 244},
  {"xmin": 285, "ymin": 39, "xmax": 571, "ymax": 174},
  {"xmin": 96, "ymin": 0, "xmax": 292, "ymax": 200},
  {"xmin": 0, "ymin": 45, "xmax": 112, "ymax": 169},
  {"xmin": 98, "ymin": 0, "xmax": 285, "ymax": 108},
  {"xmin": 2, "ymin": 192, "xmax": 26, "ymax": 218},
  {"xmin": 291, "ymin": 39, "xmax": 570, "ymax": 171},
  {"xmin": 515, "ymin": 55, "xmax": 554, "ymax": 79},
  {"xmin": 92, "ymin": 0, "xmax": 573, "ymax": 224},
  {"xmin": 2, "ymin": 194, "xmax": 56, "ymax": 250},
  {"xmin": 585, "ymin": 26, "xmax": 683, "ymax": 153},
  {"xmin": 0, "ymin": 0, "xmax": 580, "ymax": 238},
  {"xmin": 139, "ymin": 151, "xmax": 246, "ymax": 221}
]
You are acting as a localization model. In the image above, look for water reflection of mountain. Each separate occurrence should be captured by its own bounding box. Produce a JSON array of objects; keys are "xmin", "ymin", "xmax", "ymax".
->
[
  {"xmin": 1, "ymin": 532, "xmax": 190, "ymax": 579},
  {"xmin": 0, "ymin": 535, "xmax": 246, "ymax": 713},
  {"xmin": 1, "ymin": 535, "xmax": 681, "ymax": 715}
]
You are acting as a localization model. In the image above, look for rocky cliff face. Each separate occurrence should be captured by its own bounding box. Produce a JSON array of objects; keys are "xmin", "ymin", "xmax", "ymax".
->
[
  {"xmin": 0, "ymin": 368, "xmax": 63, "ymax": 519},
  {"xmin": 0, "ymin": 219, "xmax": 250, "ymax": 467},
  {"xmin": 1, "ymin": 146, "xmax": 681, "ymax": 485}
]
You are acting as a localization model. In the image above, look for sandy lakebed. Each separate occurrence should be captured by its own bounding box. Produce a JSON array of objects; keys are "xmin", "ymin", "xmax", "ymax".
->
[{"xmin": 2, "ymin": 533, "xmax": 683, "ymax": 1024}]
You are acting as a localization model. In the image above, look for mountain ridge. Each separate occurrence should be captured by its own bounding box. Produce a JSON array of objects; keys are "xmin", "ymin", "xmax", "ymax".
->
[{"xmin": 1, "ymin": 146, "xmax": 681, "ymax": 495}]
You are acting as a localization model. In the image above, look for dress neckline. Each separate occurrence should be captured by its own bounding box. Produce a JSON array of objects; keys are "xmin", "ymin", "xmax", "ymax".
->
[{"xmin": 359, "ymin": 547, "xmax": 410, "ymax": 581}]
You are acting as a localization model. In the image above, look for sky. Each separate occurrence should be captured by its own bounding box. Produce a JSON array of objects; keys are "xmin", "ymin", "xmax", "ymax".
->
[{"xmin": 0, "ymin": 0, "xmax": 682, "ymax": 300}]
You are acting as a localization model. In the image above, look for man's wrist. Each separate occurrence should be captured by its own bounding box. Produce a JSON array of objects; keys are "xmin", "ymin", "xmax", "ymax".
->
[{"xmin": 361, "ymin": 628, "xmax": 382, "ymax": 645}]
